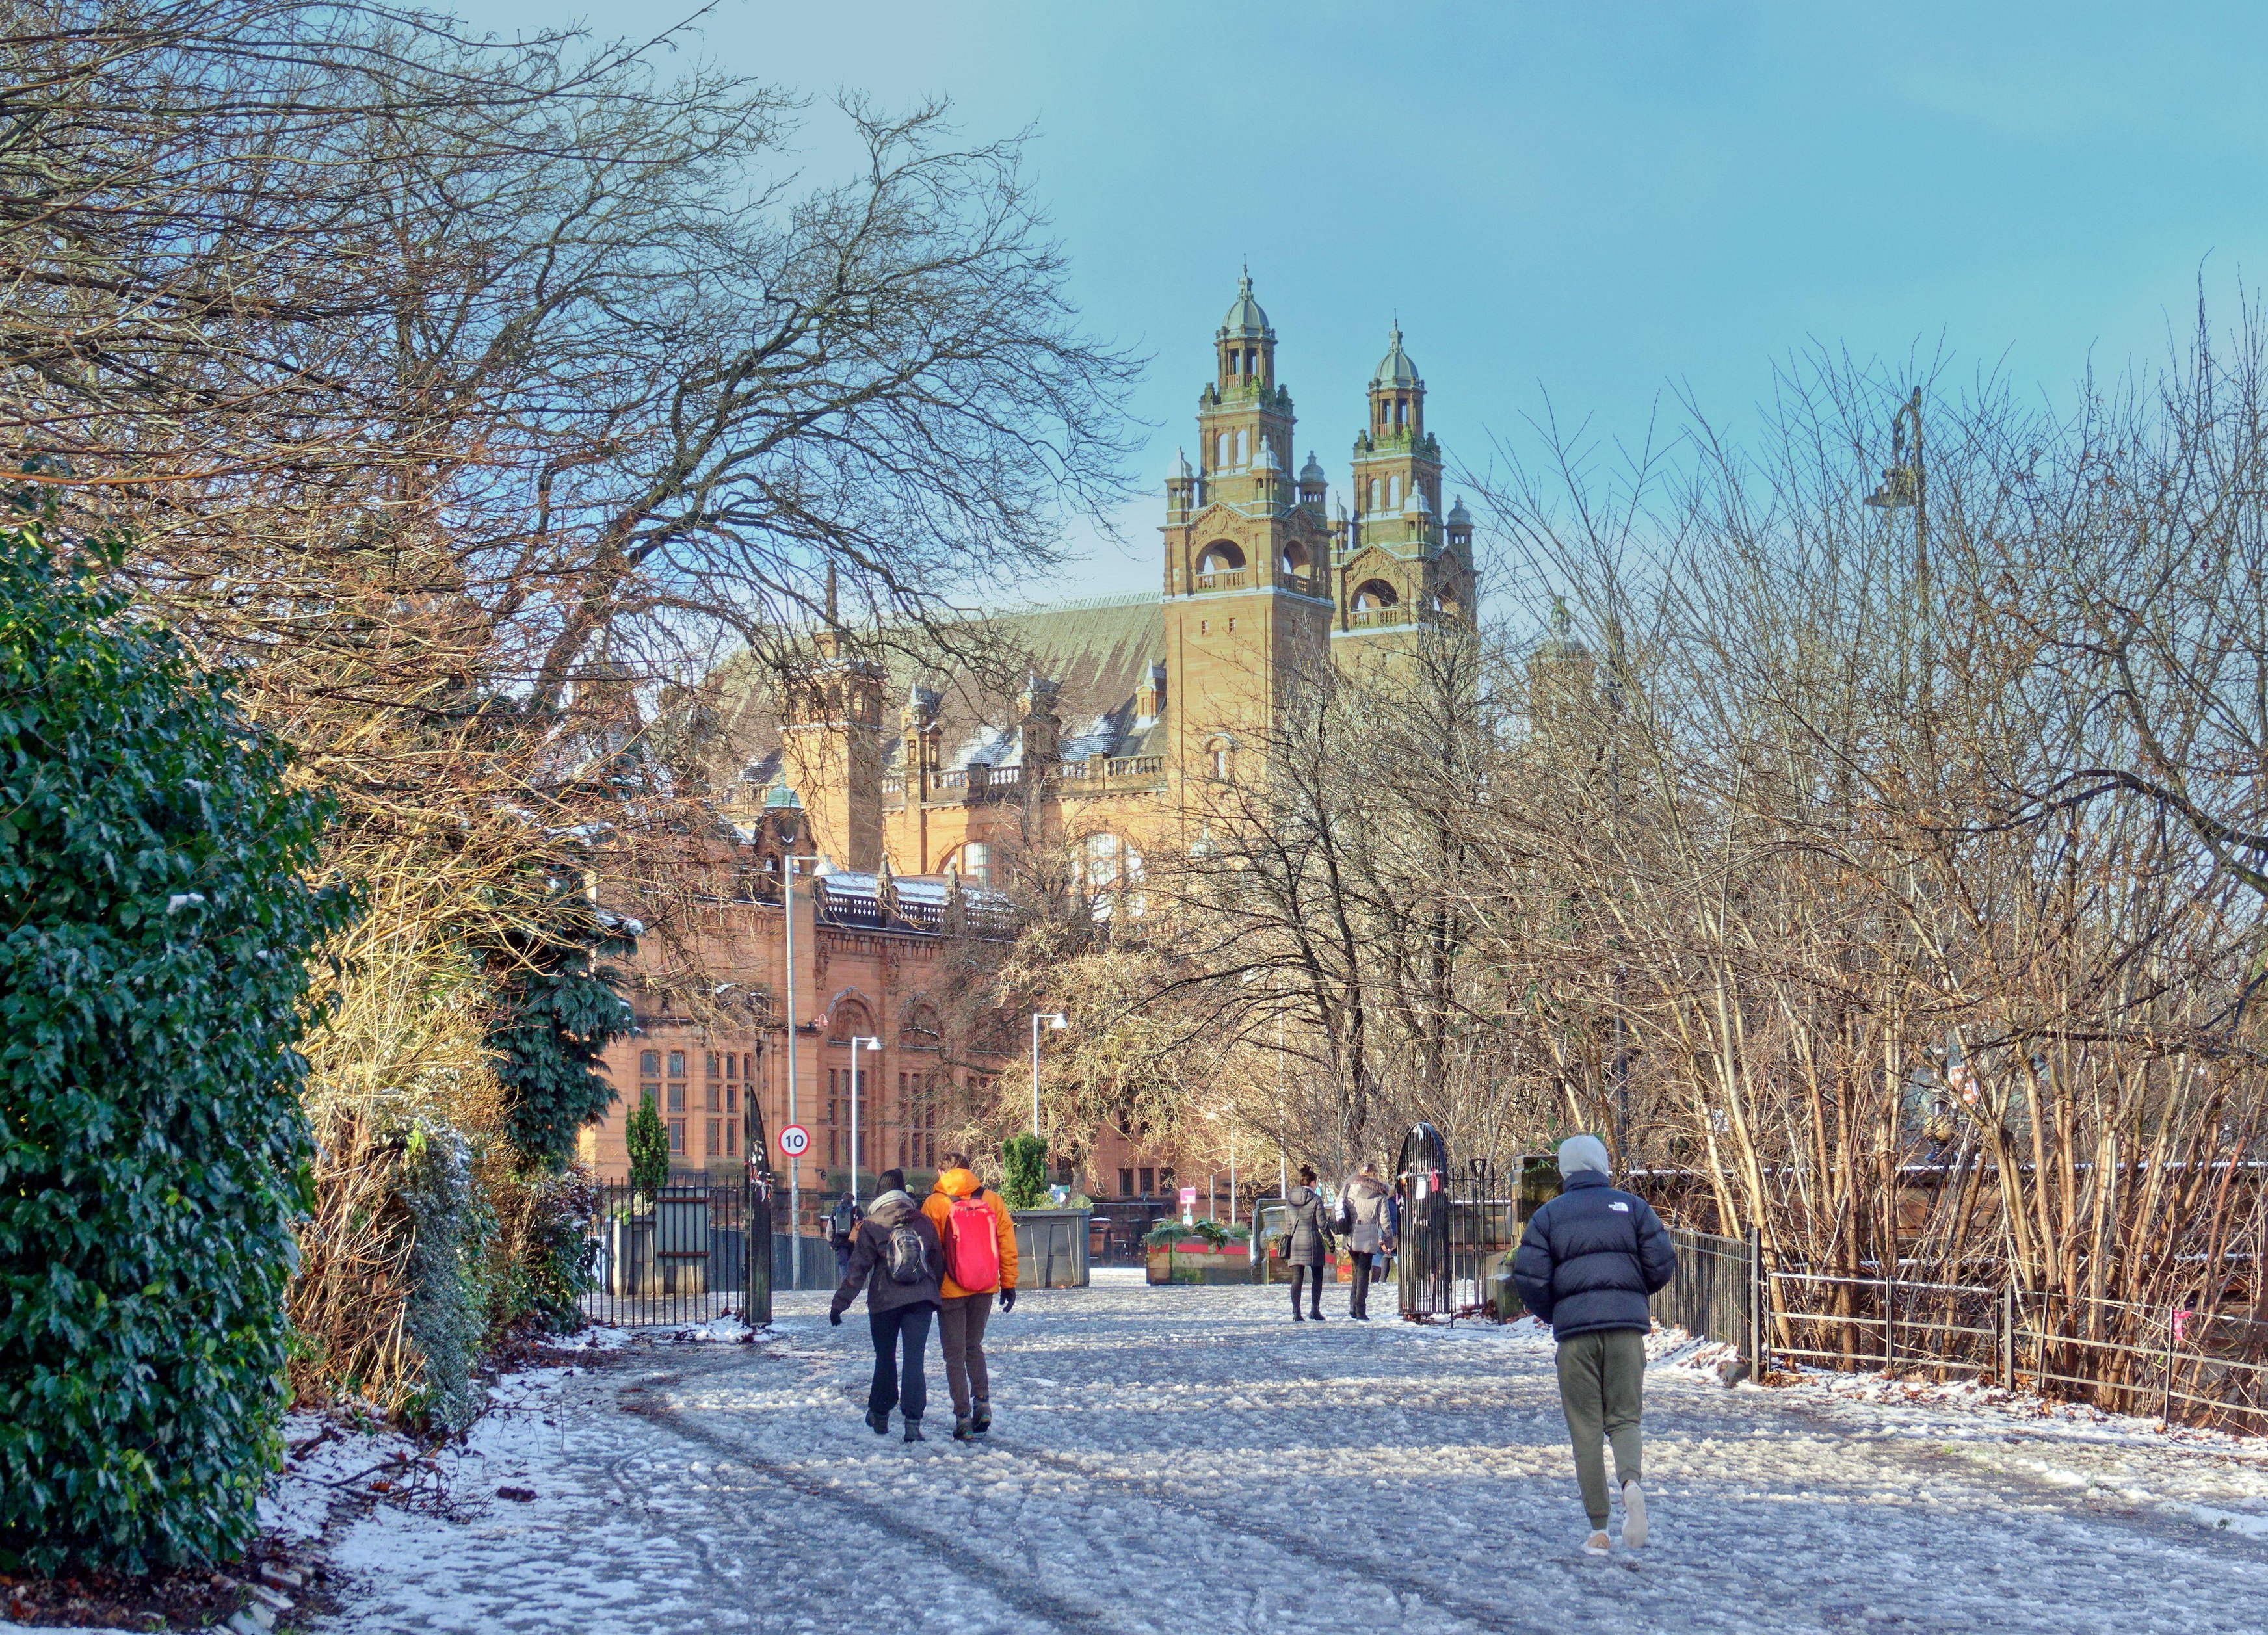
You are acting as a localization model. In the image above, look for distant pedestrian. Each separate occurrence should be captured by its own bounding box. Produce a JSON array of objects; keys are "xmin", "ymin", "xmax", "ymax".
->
[
  {"xmin": 1512, "ymin": 1135, "xmax": 1678, "ymax": 1556},
  {"xmin": 1282, "ymin": 1164, "xmax": 1332, "ymax": 1322},
  {"xmin": 921, "ymin": 1152, "xmax": 1020, "ymax": 1441},
  {"xmin": 828, "ymin": 1190, "xmax": 864, "ymax": 1283},
  {"xmin": 1339, "ymin": 1162, "xmax": 1391, "ymax": 1320},
  {"xmin": 829, "ymin": 1167, "xmax": 942, "ymax": 1443}
]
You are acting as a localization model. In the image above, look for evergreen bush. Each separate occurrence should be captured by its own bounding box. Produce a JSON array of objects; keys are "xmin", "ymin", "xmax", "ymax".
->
[
  {"xmin": 0, "ymin": 507, "xmax": 358, "ymax": 1571},
  {"xmin": 484, "ymin": 887, "xmax": 635, "ymax": 1169},
  {"xmin": 624, "ymin": 1094, "xmax": 670, "ymax": 1203},
  {"xmin": 999, "ymin": 1133, "xmax": 1048, "ymax": 1209}
]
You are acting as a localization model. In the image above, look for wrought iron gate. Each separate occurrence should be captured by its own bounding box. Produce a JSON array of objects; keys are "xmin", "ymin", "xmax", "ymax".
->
[{"xmin": 585, "ymin": 1178, "xmax": 772, "ymax": 1327}]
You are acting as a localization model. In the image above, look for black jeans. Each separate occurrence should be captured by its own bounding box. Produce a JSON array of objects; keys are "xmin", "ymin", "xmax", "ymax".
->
[
  {"xmin": 1349, "ymin": 1249, "xmax": 1376, "ymax": 1316},
  {"xmin": 868, "ymin": 1304, "xmax": 934, "ymax": 1422},
  {"xmin": 1289, "ymin": 1262, "xmax": 1324, "ymax": 1317}
]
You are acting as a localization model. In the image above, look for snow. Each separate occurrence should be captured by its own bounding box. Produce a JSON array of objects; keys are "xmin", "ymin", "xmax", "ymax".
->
[{"xmin": 262, "ymin": 1283, "xmax": 2268, "ymax": 1631}]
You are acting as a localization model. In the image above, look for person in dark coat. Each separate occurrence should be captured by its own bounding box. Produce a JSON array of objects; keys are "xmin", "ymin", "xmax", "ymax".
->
[
  {"xmin": 1281, "ymin": 1165, "xmax": 1333, "ymax": 1322},
  {"xmin": 828, "ymin": 1190, "xmax": 864, "ymax": 1283},
  {"xmin": 829, "ymin": 1167, "xmax": 943, "ymax": 1443},
  {"xmin": 1512, "ymin": 1134, "xmax": 1678, "ymax": 1555}
]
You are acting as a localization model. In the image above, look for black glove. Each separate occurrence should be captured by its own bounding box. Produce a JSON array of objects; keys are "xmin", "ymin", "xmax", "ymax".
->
[
  {"xmin": 998, "ymin": 1286, "xmax": 1016, "ymax": 1313},
  {"xmin": 829, "ymin": 1309, "xmax": 842, "ymax": 1327}
]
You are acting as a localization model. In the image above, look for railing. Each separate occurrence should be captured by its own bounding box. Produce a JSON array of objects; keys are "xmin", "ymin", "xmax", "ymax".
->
[
  {"xmin": 584, "ymin": 1182, "xmax": 758, "ymax": 1327},
  {"xmin": 1193, "ymin": 569, "xmax": 1249, "ymax": 592},
  {"xmin": 1104, "ymin": 755, "xmax": 1165, "ymax": 780},
  {"xmin": 1348, "ymin": 605, "xmax": 1414, "ymax": 629}
]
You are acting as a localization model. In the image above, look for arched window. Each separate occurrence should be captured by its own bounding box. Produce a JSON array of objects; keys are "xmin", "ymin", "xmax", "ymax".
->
[
  {"xmin": 1280, "ymin": 542, "xmax": 1310, "ymax": 577},
  {"xmin": 960, "ymin": 841, "xmax": 992, "ymax": 885},
  {"xmin": 1215, "ymin": 432, "xmax": 1228, "ymax": 467},
  {"xmin": 1206, "ymin": 735, "xmax": 1235, "ymax": 783},
  {"xmin": 1387, "ymin": 475, "xmax": 1399, "ymax": 509},
  {"xmin": 826, "ymin": 999, "xmax": 875, "ymax": 1044},
  {"xmin": 1367, "ymin": 478, "xmax": 1380, "ymax": 512},
  {"xmin": 1235, "ymin": 429, "xmax": 1248, "ymax": 465},
  {"xmin": 1352, "ymin": 580, "xmax": 1399, "ymax": 611},
  {"xmin": 1196, "ymin": 540, "xmax": 1245, "ymax": 575}
]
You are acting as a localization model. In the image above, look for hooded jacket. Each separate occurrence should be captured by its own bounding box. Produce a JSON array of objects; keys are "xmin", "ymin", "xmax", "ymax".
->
[
  {"xmin": 1510, "ymin": 1159, "xmax": 1678, "ymax": 1339},
  {"xmin": 1341, "ymin": 1175, "xmax": 1391, "ymax": 1254},
  {"xmin": 1280, "ymin": 1184, "xmax": 1332, "ymax": 1266},
  {"xmin": 921, "ymin": 1167, "xmax": 1020, "ymax": 1299},
  {"xmin": 830, "ymin": 1188, "xmax": 943, "ymax": 1320}
]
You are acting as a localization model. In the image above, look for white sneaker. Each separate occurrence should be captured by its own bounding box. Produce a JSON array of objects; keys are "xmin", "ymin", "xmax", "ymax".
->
[
  {"xmin": 1583, "ymin": 1529, "xmax": 1611, "ymax": 1556},
  {"xmin": 1621, "ymin": 1480, "xmax": 1648, "ymax": 1548}
]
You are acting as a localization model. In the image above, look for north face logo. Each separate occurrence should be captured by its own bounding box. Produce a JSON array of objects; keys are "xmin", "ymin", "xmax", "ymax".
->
[{"xmin": 1608, "ymin": 1201, "xmax": 1631, "ymax": 1213}]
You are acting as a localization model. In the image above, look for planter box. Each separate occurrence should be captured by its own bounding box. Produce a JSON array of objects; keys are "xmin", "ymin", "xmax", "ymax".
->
[
  {"xmin": 1012, "ymin": 1209, "xmax": 1090, "ymax": 1288},
  {"xmin": 1146, "ymin": 1242, "xmax": 1254, "ymax": 1285}
]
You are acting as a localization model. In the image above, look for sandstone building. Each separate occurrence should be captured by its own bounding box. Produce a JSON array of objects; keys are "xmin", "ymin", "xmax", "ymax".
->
[{"xmin": 579, "ymin": 275, "xmax": 1473, "ymax": 1235}]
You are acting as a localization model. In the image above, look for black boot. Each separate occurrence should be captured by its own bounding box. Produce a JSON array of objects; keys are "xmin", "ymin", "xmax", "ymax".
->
[
  {"xmin": 971, "ymin": 1400, "xmax": 992, "ymax": 1433},
  {"xmin": 865, "ymin": 1407, "xmax": 890, "ymax": 1436},
  {"xmin": 903, "ymin": 1418, "xmax": 925, "ymax": 1443},
  {"xmin": 953, "ymin": 1414, "xmax": 973, "ymax": 1441}
]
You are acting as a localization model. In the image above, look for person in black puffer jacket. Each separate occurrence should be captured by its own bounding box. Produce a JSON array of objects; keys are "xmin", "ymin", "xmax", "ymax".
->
[
  {"xmin": 1512, "ymin": 1135, "xmax": 1677, "ymax": 1556},
  {"xmin": 830, "ymin": 1168, "xmax": 943, "ymax": 1443}
]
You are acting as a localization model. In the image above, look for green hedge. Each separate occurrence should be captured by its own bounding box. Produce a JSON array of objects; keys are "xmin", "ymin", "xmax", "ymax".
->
[{"xmin": 0, "ymin": 509, "xmax": 357, "ymax": 1572}]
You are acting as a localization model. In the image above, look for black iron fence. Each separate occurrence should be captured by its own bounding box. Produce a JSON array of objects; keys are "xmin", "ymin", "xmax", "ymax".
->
[{"xmin": 584, "ymin": 1181, "xmax": 758, "ymax": 1326}]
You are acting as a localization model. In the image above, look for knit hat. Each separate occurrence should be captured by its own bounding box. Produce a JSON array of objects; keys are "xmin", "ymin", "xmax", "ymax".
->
[{"xmin": 1557, "ymin": 1134, "xmax": 1611, "ymax": 1179}]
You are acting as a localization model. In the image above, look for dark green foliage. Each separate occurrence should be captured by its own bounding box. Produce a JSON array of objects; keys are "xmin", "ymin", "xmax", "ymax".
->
[
  {"xmin": 0, "ymin": 507, "xmax": 358, "ymax": 1572},
  {"xmin": 496, "ymin": 1168, "xmax": 599, "ymax": 1333},
  {"xmin": 999, "ymin": 1133, "xmax": 1048, "ymax": 1210},
  {"xmin": 397, "ymin": 1124, "xmax": 488, "ymax": 1433},
  {"xmin": 484, "ymin": 888, "xmax": 634, "ymax": 1169},
  {"xmin": 624, "ymin": 1093, "xmax": 670, "ymax": 1201}
]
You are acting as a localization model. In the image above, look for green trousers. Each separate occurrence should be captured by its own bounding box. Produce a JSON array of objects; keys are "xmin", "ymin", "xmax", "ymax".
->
[{"xmin": 1554, "ymin": 1329, "xmax": 1646, "ymax": 1528}]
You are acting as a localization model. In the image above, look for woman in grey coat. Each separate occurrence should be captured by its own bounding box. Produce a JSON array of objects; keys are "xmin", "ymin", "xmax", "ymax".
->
[
  {"xmin": 1281, "ymin": 1164, "xmax": 1332, "ymax": 1322},
  {"xmin": 1339, "ymin": 1162, "xmax": 1391, "ymax": 1320}
]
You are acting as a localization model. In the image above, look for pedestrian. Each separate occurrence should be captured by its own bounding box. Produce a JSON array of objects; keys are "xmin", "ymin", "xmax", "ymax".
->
[
  {"xmin": 1281, "ymin": 1164, "xmax": 1332, "ymax": 1322},
  {"xmin": 1511, "ymin": 1134, "xmax": 1678, "ymax": 1556},
  {"xmin": 828, "ymin": 1167, "xmax": 942, "ymax": 1443},
  {"xmin": 1339, "ymin": 1162, "xmax": 1391, "ymax": 1320},
  {"xmin": 828, "ymin": 1190, "xmax": 864, "ymax": 1284},
  {"xmin": 921, "ymin": 1151, "xmax": 1020, "ymax": 1441}
]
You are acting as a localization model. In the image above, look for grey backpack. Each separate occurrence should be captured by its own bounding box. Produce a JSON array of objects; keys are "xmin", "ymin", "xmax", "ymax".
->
[{"xmin": 884, "ymin": 1220, "xmax": 929, "ymax": 1285}]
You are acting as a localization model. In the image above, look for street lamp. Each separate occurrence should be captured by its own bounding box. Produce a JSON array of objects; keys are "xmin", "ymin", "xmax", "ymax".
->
[
  {"xmin": 765, "ymin": 783, "xmax": 810, "ymax": 1286},
  {"xmin": 847, "ymin": 1034, "xmax": 882, "ymax": 1204},
  {"xmin": 1029, "ymin": 1012, "xmax": 1067, "ymax": 1138},
  {"xmin": 1864, "ymin": 386, "xmax": 1934, "ymax": 756}
]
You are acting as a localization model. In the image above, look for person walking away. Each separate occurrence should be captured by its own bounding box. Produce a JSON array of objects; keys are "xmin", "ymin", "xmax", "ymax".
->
[
  {"xmin": 1282, "ymin": 1165, "xmax": 1332, "ymax": 1322},
  {"xmin": 1339, "ymin": 1162, "xmax": 1391, "ymax": 1320},
  {"xmin": 828, "ymin": 1190, "xmax": 864, "ymax": 1284},
  {"xmin": 1511, "ymin": 1135, "xmax": 1678, "ymax": 1556},
  {"xmin": 829, "ymin": 1168, "xmax": 942, "ymax": 1443},
  {"xmin": 921, "ymin": 1152, "xmax": 1020, "ymax": 1441}
]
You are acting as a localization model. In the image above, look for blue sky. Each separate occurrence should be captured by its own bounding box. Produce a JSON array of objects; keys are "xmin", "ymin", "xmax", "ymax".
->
[{"xmin": 464, "ymin": 1, "xmax": 2268, "ymax": 601}]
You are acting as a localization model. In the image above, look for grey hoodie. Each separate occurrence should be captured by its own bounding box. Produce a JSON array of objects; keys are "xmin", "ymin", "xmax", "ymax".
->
[{"xmin": 830, "ymin": 1188, "xmax": 943, "ymax": 1318}]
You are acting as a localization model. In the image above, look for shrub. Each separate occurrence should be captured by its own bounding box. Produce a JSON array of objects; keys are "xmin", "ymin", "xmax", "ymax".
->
[
  {"xmin": 0, "ymin": 508, "xmax": 358, "ymax": 1572},
  {"xmin": 624, "ymin": 1093, "xmax": 670, "ymax": 1203},
  {"xmin": 483, "ymin": 886, "xmax": 635, "ymax": 1170},
  {"xmin": 999, "ymin": 1133, "xmax": 1048, "ymax": 1209}
]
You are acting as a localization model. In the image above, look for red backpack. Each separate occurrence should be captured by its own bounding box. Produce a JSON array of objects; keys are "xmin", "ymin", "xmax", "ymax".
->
[{"xmin": 943, "ymin": 1188, "xmax": 1002, "ymax": 1292}]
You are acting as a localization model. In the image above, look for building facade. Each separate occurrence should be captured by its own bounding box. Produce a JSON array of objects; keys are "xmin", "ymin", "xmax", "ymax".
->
[{"xmin": 580, "ymin": 276, "xmax": 1473, "ymax": 1221}]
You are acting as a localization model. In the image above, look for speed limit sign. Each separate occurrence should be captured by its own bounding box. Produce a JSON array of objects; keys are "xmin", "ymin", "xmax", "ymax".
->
[{"xmin": 777, "ymin": 1124, "xmax": 810, "ymax": 1159}]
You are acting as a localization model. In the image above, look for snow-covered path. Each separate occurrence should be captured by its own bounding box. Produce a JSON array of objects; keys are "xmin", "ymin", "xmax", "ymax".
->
[{"xmin": 322, "ymin": 1279, "xmax": 2268, "ymax": 1633}]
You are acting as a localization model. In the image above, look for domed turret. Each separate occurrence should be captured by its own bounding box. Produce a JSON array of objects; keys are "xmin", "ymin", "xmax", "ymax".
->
[
  {"xmin": 1221, "ymin": 269, "xmax": 1271, "ymax": 339},
  {"xmin": 1373, "ymin": 322, "xmax": 1421, "ymax": 388}
]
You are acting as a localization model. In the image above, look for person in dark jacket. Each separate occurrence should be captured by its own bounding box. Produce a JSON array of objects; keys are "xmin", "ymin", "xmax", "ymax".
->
[
  {"xmin": 1281, "ymin": 1165, "xmax": 1332, "ymax": 1322},
  {"xmin": 828, "ymin": 1190, "xmax": 863, "ymax": 1283},
  {"xmin": 829, "ymin": 1168, "xmax": 943, "ymax": 1443},
  {"xmin": 1511, "ymin": 1135, "xmax": 1678, "ymax": 1555}
]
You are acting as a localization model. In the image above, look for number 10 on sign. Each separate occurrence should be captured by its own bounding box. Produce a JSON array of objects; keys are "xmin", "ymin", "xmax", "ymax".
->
[{"xmin": 778, "ymin": 1124, "xmax": 810, "ymax": 1158}]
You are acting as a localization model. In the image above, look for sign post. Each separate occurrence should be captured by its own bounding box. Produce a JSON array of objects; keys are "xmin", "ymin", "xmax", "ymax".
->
[{"xmin": 1179, "ymin": 1184, "xmax": 1197, "ymax": 1227}]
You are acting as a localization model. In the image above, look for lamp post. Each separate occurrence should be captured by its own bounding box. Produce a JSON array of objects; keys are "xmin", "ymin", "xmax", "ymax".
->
[
  {"xmin": 847, "ymin": 1034, "xmax": 882, "ymax": 1204},
  {"xmin": 1029, "ymin": 1012, "xmax": 1067, "ymax": 1139},
  {"xmin": 764, "ymin": 784, "xmax": 809, "ymax": 1287},
  {"xmin": 1865, "ymin": 386, "xmax": 1930, "ymax": 724}
]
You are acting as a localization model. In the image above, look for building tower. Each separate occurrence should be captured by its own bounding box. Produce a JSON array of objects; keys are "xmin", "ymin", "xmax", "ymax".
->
[
  {"xmin": 1334, "ymin": 323, "xmax": 1473, "ymax": 649},
  {"xmin": 1160, "ymin": 272, "xmax": 1333, "ymax": 794}
]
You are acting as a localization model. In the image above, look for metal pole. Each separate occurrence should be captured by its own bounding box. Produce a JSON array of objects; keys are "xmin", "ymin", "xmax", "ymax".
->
[
  {"xmin": 1999, "ymin": 1285, "xmax": 2015, "ymax": 1393},
  {"xmin": 784, "ymin": 856, "xmax": 801, "ymax": 1290},
  {"xmin": 850, "ymin": 1036, "xmax": 863, "ymax": 1207},
  {"xmin": 1030, "ymin": 1012, "xmax": 1042, "ymax": 1138},
  {"xmin": 1747, "ymin": 1224, "xmax": 1766, "ymax": 1375}
]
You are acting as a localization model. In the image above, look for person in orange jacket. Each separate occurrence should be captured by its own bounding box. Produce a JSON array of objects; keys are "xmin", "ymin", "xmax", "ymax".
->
[{"xmin": 921, "ymin": 1153, "xmax": 1020, "ymax": 1441}]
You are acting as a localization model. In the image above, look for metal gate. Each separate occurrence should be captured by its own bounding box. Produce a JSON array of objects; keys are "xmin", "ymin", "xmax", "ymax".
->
[
  {"xmin": 585, "ymin": 1178, "xmax": 773, "ymax": 1327},
  {"xmin": 1396, "ymin": 1123, "xmax": 1454, "ymax": 1317}
]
